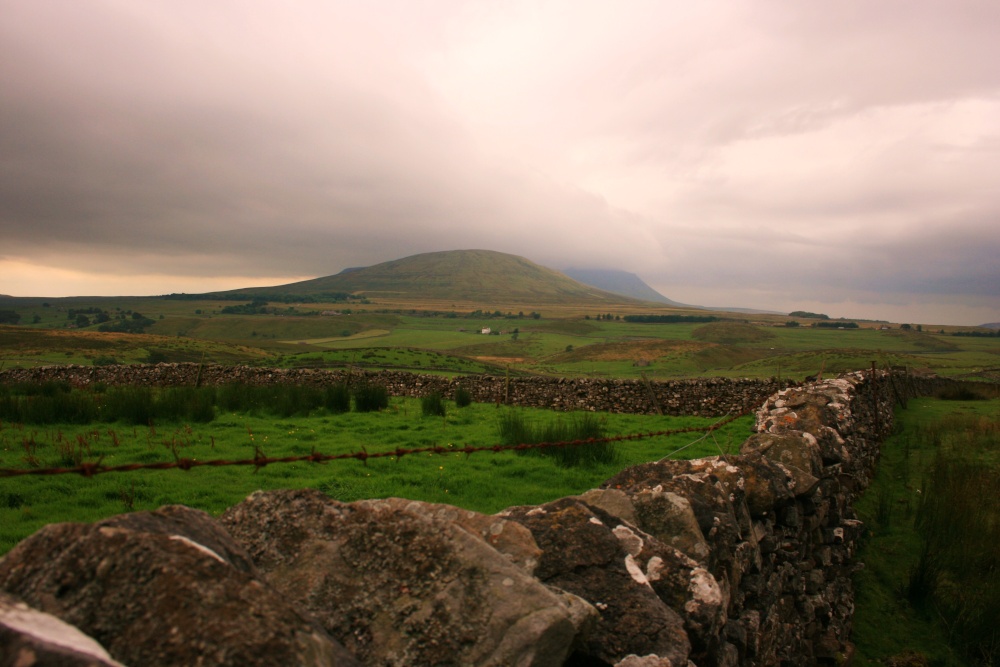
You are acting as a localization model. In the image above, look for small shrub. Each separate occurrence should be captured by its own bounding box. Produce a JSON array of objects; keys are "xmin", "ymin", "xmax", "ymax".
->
[
  {"xmin": 353, "ymin": 383, "xmax": 389, "ymax": 413},
  {"xmin": 421, "ymin": 392, "xmax": 446, "ymax": 417},
  {"xmin": 454, "ymin": 386, "xmax": 472, "ymax": 408},
  {"xmin": 92, "ymin": 355, "xmax": 118, "ymax": 366}
]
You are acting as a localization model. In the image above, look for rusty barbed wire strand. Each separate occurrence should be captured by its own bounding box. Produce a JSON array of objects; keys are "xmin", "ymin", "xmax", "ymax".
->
[{"xmin": 0, "ymin": 410, "xmax": 751, "ymax": 479}]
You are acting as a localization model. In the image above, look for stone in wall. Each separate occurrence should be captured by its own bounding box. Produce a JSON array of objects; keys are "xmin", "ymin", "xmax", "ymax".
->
[
  {"xmin": 0, "ymin": 506, "xmax": 359, "ymax": 667},
  {"xmin": 219, "ymin": 488, "xmax": 592, "ymax": 667},
  {"xmin": 0, "ymin": 364, "xmax": 798, "ymax": 418},
  {"xmin": 0, "ymin": 590, "xmax": 126, "ymax": 667},
  {"xmin": 501, "ymin": 497, "xmax": 695, "ymax": 667}
]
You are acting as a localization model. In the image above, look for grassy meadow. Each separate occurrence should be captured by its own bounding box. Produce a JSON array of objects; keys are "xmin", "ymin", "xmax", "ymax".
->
[
  {"xmin": 852, "ymin": 392, "xmax": 1000, "ymax": 666},
  {"xmin": 0, "ymin": 388, "xmax": 752, "ymax": 555}
]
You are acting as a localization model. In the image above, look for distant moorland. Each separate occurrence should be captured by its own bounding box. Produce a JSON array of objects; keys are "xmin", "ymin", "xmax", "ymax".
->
[{"xmin": 0, "ymin": 250, "xmax": 997, "ymax": 380}]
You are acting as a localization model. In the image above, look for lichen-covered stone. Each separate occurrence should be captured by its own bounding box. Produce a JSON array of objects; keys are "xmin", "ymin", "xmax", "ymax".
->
[
  {"xmin": 0, "ymin": 507, "xmax": 357, "ymax": 667},
  {"xmin": 503, "ymin": 497, "xmax": 693, "ymax": 666},
  {"xmin": 220, "ymin": 489, "xmax": 587, "ymax": 667},
  {"xmin": 357, "ymin": 497, "xmax": 543, "ymax": 575}
]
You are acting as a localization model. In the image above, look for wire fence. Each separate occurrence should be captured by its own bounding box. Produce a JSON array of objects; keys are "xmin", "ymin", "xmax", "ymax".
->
[{"xmin": 0, "ymin": 411, "xmax": 751, "ymax": 479}]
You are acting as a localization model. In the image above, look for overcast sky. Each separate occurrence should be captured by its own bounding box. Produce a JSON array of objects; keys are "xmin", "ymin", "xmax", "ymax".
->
[{"xmin": 2, "ymin": 1, "xmax": 998, "ymax": 325}]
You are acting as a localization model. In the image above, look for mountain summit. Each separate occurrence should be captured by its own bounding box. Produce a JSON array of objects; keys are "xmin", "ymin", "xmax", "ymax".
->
[{"xmin": 251, "ymin": 249, "xmax": 642, "ymax": 305}]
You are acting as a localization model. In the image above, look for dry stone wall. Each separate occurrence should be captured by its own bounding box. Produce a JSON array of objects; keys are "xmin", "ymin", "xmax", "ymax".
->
[
  {"xmin": 0, "ymin": 363, "xmax": 794, "ymax": 416},
  {"xmin": 0, "ymin": 368, "xmax": 947, "ymax": 666}
]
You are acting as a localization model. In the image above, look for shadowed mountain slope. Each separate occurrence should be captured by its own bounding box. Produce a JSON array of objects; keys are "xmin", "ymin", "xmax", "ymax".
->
[{"xmin": 562, "ymin": 268, "xmax": 692, "ymax": 307}]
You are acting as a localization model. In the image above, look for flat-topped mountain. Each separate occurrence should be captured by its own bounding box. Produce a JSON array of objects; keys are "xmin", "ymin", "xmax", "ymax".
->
[{"xmin": 243, "ymin": 249, "xmax": 645, "ymax": 305}]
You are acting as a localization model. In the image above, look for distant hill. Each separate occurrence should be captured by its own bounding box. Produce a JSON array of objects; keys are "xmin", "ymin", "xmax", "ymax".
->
[
  {"xmin": 981, "ymin": 322, "xmax": 1000, "ymax": 330},
  {"xmin": 561, "ymin": 268, "xmax": 693, "ymax": 307},
  {"xmin": 240, "ymin": 250, "xmax": 645, "ymax": 305}
]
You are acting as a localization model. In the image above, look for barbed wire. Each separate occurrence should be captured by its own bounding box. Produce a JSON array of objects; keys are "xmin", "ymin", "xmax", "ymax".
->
[{"xmin": 0, "ymin": 411, "xmax": 751, "ymax": 479}]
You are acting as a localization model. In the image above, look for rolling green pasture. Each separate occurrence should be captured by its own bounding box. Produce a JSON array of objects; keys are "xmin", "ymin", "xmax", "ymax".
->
[
  {"xmin": 2, "ymin": 295, "xmax": 997, "ymax": 380},
  {"xmin": 0, "ymin": 396, "xmax": 751, "ymax": 554}
]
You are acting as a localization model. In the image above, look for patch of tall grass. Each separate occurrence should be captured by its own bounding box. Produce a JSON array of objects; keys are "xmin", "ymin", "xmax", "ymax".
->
[
  {"xmin": 497, "ymin": 409, "xmax": 618, "ymax": 467},
  {"xmin": 853, "ymin": 396, "xmax": 1000, "ymax": 666},
  {"xmin": 911, "ymin": 435, "xmax": 1000, "ymax": 664},
  {"xmin": 324, "ymin": 384, "xmax": 351, "ymax": 413},
  {"xmin": 421, "ymin": 391, "xmax": 446, "ymax": 417},
  {"xmin": 353, "ymin": 383, "xmax": 389, "ymax": 412},
  {"xmin": 0, "ymin": 381, "xmax": 369, "ymax": 424},
  {"xmin": 453, "ymin": 386, "xmax": 472, "ymax": 408}
]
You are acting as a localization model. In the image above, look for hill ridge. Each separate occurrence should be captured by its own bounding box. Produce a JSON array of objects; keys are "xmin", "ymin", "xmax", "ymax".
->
[{"xmin": 240, "ymin": 249, "xmax": 650, "ymax": 306}]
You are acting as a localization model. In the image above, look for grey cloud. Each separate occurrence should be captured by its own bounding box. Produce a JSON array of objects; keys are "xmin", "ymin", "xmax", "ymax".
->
[{"xmin": 0, "ymin": 1, "xmax": 998, "ymax": 324}]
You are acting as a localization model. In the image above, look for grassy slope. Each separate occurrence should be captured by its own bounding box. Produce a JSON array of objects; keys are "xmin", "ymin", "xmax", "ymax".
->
[
  {"xmin": 0, "ymin": 325, "xmax": 271, "ymax": 366},
  {"xmin": 243, "ymin": 249, "xmax": 639, "ymax": 304}
]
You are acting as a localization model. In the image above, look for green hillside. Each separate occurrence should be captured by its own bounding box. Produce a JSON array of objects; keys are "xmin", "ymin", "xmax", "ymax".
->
[{"xmin": 243, "ymin": 249, "xmax": 642, "ymax": 305}]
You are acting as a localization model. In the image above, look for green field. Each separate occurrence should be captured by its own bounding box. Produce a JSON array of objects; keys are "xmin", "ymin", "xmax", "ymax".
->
[
  {"xmin": 2, "ymin": 294, "xmax": 997, "ymax": 381},
  {"xmin": 0, "ymin": 393, "xmax": 752, "ymax": 554}
]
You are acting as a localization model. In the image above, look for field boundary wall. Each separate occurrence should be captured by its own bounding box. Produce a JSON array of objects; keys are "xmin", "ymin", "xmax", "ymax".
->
[
  {"xmin": 0, "ymin": 363, "xmax": 802, "ymax": 416},
  {"xmin": 0, "ymin": 365, "xmax": 953, "ymax": 665}
]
